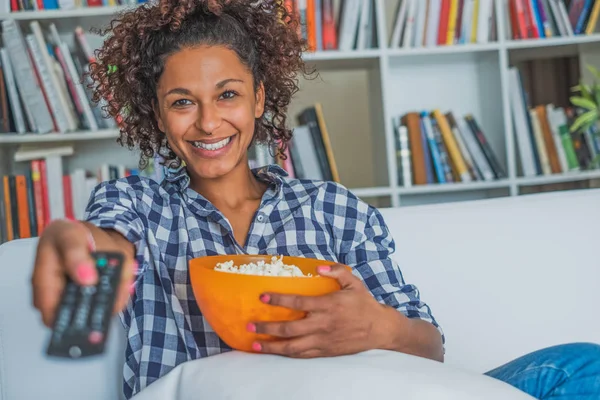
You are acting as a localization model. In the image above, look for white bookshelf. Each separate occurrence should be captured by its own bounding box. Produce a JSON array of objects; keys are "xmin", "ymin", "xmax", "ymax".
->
[
  {"xmin": 1, "ymin": 0, "xmax": 600, "ymax": 209},
  {"xmin": 0, "ymin": 129, "xmax": 119, "ymax": 144}
]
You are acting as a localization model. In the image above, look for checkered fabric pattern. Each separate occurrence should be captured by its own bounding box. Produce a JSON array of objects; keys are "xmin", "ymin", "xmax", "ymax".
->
[{"xmin": 84, "ymin": 164, "xmax": 444, "ymax": 399}]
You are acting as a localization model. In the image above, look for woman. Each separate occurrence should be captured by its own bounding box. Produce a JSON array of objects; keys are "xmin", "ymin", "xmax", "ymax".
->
[{"xmin": 31, "ymin": 1, "xmax": 599, "ymax": 399}]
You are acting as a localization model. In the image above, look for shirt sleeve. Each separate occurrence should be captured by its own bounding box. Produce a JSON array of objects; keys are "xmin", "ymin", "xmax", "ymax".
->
[
  {"xmin": 339, "ymin": 204, "xmax": 445, "ymax": 345},
  {"xmin": 83, "ymin": 177, "xmax": 149, "ymax": 278}
]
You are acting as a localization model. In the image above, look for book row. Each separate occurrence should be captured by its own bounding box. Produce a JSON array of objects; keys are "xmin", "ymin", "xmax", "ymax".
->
[
  {"xmin": 0, "ymin": 20, "xmax": 116, "ymax": 135},
  {"xmin": 284, "ymin": 0, "xmax": 377, "ymax": 52},
  {"xmin": 506, "ymin": 0, "xmax": 600, "ymax": 39},
  {"xmin": 394, "ymin": 111, "xmax": 505, "ymax": 186},
  {"xmin": 250, "ymin": 103, "xmax": 340, "ymax": 184},
  {"xmin": 0, "ymin": 153, "xmax": 163, "ymax": 244},
  {"xmin": 389, "ymin": 0, "xmax": 497, "ymax": 49},
  {"xmin": 509, "ymin": 66, "xmax": 600, "ymax": 176}
]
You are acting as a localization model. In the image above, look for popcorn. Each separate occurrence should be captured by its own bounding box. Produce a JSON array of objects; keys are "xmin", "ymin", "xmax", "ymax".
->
[{"xmin": 214, "ymin": 256, "xmax": 311, "ymax": 277}]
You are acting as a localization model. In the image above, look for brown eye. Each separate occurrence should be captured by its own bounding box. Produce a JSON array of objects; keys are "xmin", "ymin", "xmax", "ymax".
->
[
  {"xmin": 220, "ymin": 90, "xmax": 237, "ymax": 100},
  {"xmin": 173, "ymin": 99, "xmax": 192, "ymax": 107}
]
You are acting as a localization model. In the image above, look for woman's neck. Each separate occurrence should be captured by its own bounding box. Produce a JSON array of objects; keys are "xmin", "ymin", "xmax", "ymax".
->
[{"xmin": 189, "ymin": 161, "xmax": 267, "ymax": 210}]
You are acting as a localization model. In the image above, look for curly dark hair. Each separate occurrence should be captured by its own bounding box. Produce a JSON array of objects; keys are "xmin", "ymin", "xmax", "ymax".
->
[{"xmin": 89, "ymin": 0, "xmax": 312, "ymax": 168}]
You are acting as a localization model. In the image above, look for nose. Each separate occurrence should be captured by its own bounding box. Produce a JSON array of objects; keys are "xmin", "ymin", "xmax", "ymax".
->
[{"xmin": 195, "ymin": 102, "xmax": 222, "ymax": 134}]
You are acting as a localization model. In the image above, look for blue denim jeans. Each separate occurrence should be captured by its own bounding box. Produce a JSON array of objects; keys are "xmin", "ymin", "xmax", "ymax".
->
[{"xmin": 484, "ymin": 343, "xmax": 600, "ymax": 399}]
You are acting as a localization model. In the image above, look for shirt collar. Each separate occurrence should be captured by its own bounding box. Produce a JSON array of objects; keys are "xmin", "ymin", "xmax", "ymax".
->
[{"xmin": 164, "ymin": 162, "xmax": 288, "ymax": 194}]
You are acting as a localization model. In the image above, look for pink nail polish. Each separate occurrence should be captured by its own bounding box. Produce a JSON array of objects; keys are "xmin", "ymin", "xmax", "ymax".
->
[
  {"xmin": 252, "ymin": 342, "xmax": 262, "ymax": 352},
  {"xmin": 129, "ymin": 283, "xmax": 136, "ymax": 296},
  {"xmin": 76, "ymin": 262, "xmax": 96, "ymax": 285},
  {"xmin": 260, "ymin": 294, "xmax": 270, "ymax": 303},
  {"xmin": 317, "ymin": 265, "xmax": 331, "ymax": 274},
  {"xmin": 132, "ymin": 260, "xmax": 139, "ymax": 274},
  {"xmin": 247, "ymin": 323, "xmax": 256, "ymax": 333}
]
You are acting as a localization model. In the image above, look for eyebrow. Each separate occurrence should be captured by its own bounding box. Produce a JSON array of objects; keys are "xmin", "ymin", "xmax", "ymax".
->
[
  {"xmin": 216, "ymin": 78, "xmax": 244, "ymax": 88},
  {"xmin": 165, "ymin": 79, "xmax": 244, "ymax": 96}
]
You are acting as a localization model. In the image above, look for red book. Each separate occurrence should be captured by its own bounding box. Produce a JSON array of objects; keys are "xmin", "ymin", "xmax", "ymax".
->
[
  {"xmin": 523, "ymin": 0, "xmax": 540, "ymax": 38},
  {"xmin": 509, "ymin": 0, "xmax": 520, "ymax": 39},
  {"xmin": 63, "ymin": 175, "xmax": 74, "ymax": 220},
  {"xmin": 39, "ymin": 160, "xmax": 51, "ymax": 229},
  {"xmin": 322, "ymin": 0, "xmax": 337, "ymax": 50},
  {"xmin": 514, "ymin": 0, "xmax": 530, "ymax": 39},
  {"xmin": 31, "ymin": 160, "xmax": 45, "ymax": 235},
  {"xmin": 438, "ymin": 0, "xmax": 451, "ymax": 45}
]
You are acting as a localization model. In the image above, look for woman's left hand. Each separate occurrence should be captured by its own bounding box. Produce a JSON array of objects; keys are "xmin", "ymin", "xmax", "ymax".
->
[{"xmin": 249, "ymin": 264, "xmax": 405, "ymax": 358}]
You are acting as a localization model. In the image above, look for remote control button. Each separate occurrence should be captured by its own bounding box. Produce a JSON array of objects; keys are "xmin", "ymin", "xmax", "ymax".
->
[
  {"xmin": 109, "ymin": 258, "xmax": 120, "ymax": 268},
  {"xmin": 97, "ymin": 258, "xmax": 108, "ymax": 268},
  {"xmin": 69, "ymin": 346, "xmax": 82, "ymax": 358},
  {"xmin": 88, "ymin": 331, "xmax": 104, "ymax": 344}
]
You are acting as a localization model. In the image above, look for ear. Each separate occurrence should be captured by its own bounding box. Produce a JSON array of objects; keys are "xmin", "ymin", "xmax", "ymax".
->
[
  {"xmin": 254, "ymin": 82, "xmax": 265, "ymax": 119},
  {"xmin": 152, "ymin": 98, "xmax": 165, "ymax": 133}
]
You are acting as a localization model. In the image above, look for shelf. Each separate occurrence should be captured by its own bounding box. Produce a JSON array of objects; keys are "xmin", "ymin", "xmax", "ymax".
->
[
  {"xmin": 505, "ymin": 34, "xmax": 600, "ymax": 50},
  {"xmin": 0, "ymin": 129, "xmax": 120, "ymax": 144},
  {"xmin": 516, "ymin": 170, "xmax": 600, "ymax": 186},
  {"xmin": 386, "ymin": 42, "xmax": 500, "ymax": 58},
  {"xmin": 397, "ymin": 180, "xmax": 511, "ymax": 195},
  {"xmin": 302, "ymin": 49, "xmax": 381, "ymax": 69},
  {"xmin": 0, "ymin": 6, "xmax": 135, "ymax": 20},
  {"xmin": 350, "ymin": 186, "xmax": 395, "ymax": 198}
]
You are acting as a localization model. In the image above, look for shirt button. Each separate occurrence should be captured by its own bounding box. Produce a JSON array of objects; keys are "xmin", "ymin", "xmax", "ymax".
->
[{"xmin": 257, "ymin": 214, "xmax": 264, "ymax": 222}]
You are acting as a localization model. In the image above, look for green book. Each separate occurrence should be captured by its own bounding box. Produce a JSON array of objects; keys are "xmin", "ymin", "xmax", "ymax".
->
[{"xmin": 559, "ymin": 124, "xmax": 580, "ymax": 171}]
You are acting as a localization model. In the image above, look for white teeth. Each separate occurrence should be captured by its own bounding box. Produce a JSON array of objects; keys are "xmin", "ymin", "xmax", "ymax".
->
[{"xmin": 192, "ymin": 137, "xmax": 231, "ymax": 151}]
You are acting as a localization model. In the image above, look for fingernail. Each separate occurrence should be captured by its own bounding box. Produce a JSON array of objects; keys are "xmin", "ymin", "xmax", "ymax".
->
[
  {"xmin": 129, "ymin": 283, "xmax": 136, "ymax": 296},
  {"xmin": 252, "ymin": 342, "xmax": 262, "ymax": 352},
  {"xmin": 317, "ymin": 265, "xmax": 331, "ymax": 274},
  {"xmin": 132, "ymin": 260, "xmax": 139, "ymax": 274},
  {"xmin": 246, "ymin": 323, "xmax": 256, "ymax": 333},
  {"xmin": 260, "ymin": 294, "xmax": 270, "ymax": 303},
  {"xmin": 76, "ymin": 262, "xmax": 97, "ymax": 285}
]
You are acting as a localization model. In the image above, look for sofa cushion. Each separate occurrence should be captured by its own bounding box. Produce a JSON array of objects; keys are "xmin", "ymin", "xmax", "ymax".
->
[
  {"xmin": 378, "ymin": 189, "xmax": 600, "ymax": 373},
  {"xmin": 130, "ymin": 350, "xmax": 534, "ymax": 399}
]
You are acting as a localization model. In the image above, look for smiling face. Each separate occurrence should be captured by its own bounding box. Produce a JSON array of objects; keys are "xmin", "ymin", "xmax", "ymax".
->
[{"xmin": 154, "ymin": 45, "xmax": 265, "ymax": 181}]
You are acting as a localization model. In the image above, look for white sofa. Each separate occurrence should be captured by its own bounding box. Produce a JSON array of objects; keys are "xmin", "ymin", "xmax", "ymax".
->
[{"xmin": 1, "ymin": 188, "xmax": 599, "ymax": 399}]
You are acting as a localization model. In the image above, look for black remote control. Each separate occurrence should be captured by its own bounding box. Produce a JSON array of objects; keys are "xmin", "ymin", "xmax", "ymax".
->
[{"xmin": 46, "ymin": 251, "xmax": 124, "ymax": 359}]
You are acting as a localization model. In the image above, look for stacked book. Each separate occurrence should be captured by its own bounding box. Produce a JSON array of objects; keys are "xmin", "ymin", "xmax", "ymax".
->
[
  {"xmin": 505, "ymin": 0, "xmax": 600, "ymax": 39},
  {"xmin": 394, "ymin": 110, "xmax": 506, "ymax": 186},
  {"xmin": 0, "ymin": 20, "xmax": 117, "ymax": 135},
  {"xmin": 509, "ymin": 66, "xmax": 600, "ymax": 176},
  {"xmin": 389, "ymin": 0, "xmax": 497, "ymax": 49},
  {"xmin": 284, "ymin": 0, "xmax": 377, "ymax": 51}
]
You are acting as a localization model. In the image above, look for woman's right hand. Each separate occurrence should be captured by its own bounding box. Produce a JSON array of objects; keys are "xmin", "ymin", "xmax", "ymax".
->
[{"xmin": 32, "ymin": 219, "xmax": 137, "ymax": 328}]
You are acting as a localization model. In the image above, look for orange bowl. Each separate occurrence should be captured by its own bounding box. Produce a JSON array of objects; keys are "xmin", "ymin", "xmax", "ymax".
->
[{"xmin": 189, "ymin": 255, "xmax": 343, "ymax": 352}]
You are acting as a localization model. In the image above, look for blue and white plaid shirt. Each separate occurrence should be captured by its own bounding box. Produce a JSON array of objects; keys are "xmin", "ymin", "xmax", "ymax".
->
[{"xmin": 85, "ymin": 164, "xmax": 444, "ymax": 398}]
